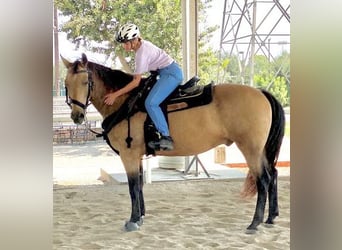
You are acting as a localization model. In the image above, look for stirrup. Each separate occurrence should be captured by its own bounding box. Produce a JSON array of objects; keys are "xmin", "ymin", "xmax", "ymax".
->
[
  {"xmin": 159, "ymin": 136, "xmax": 174, "ymax": 151},
  {"xmin": 148, "ymin": 136, "xmax": 174, "ymax": 151}
]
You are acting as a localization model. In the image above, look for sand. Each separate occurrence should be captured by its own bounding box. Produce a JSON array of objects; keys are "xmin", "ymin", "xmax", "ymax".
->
[{"xmin": 53, "ymin": 178, "xmax": 290, "ymax": 249}]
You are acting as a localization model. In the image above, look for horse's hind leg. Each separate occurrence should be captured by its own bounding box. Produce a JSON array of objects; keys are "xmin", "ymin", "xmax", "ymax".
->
[
  {"xmin": 236, "ymin": 142, "xmax": 271, "ymax": 232},
  {"xmin": 246, "ymin": 165, "xmax": 271, "ymax": 233},
  {"xmin": 265, "ymin": 167, "xmax": 279, "ymax": 225}
]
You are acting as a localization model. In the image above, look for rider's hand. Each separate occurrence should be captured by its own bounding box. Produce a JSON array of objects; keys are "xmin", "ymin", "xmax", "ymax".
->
[{"xmin": 104, "ymin": 92, "xmax": 118, "ymax": 105}]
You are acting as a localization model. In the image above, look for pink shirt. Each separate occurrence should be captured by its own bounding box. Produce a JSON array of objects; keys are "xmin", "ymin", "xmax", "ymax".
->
[{"xmin": 134, "ymin": 40, "xmax": 173, "ymax": 74}]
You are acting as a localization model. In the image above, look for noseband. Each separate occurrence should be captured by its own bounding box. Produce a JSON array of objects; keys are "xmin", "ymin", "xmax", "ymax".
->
[{"xmin": 65, "ymin": 69, "xmax": 94, "ymax": 110}]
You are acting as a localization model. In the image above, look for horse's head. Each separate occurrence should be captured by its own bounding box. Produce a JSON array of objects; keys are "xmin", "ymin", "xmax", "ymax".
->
[{"xmin": 61, "ymin": 53, "xmax": 93, "ymax": 124}]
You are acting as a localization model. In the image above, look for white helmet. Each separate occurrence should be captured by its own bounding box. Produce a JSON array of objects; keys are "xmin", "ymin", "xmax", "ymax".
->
[{"xmin": 116, "ymin": 23, "xmax": 140, "ymax": 43}]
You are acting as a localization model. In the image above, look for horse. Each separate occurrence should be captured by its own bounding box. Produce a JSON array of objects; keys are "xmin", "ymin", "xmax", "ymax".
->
[{"xmin": 61, "ymin": 53, "xmax": 285, "ymax": 233}]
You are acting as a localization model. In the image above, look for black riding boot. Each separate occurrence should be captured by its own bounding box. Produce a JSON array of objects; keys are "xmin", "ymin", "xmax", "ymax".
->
[{"xmin": 148, "ymin": 135, "xmax": 174, "ymax": 151}]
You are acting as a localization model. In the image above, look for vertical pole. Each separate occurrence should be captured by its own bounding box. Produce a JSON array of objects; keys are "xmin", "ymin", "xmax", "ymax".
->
[
  {"xmin": 189, "ymin": 0, "xmax": 198, "ymax": 77},
  {"xmin": 182, "ymin": 0, "xmax": 198, "ymax": 168},
  {"xmin": 182, "ymin": 0, "xmax": 189, "ymax": 81},
  {"xmin": 53, "ymin": 4, "xmax": 60, "ymax": 96},
  {"xmin": 145, "ymin": 158, "xmax": 152, "ymax": 184},
  {"xmin": 249, "ymin": 0, "xmax": 257, "ymax": 86},
  {"xmin": 182, "ymin": 0, "xmax": 198, "ymax": 81}
]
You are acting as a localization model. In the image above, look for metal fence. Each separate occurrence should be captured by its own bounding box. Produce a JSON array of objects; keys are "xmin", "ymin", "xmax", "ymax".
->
[{"xmin": 53, "ymin": 96, "xmax": 103, "ymax": 144}]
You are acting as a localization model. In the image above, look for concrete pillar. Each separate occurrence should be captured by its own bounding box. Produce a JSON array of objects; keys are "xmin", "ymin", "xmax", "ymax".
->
[
  {"xmin": 182, "ymin": 0, "xmax": 198, "ymax": 80},
  {"xmin": 181, "ymin": 0, "xmax": 198, "ymax": 167}
]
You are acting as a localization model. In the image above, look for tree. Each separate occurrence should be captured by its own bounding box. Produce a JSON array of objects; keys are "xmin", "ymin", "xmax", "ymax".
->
[
  {"xmin": 197, "ymin": 0, "xmax": 220, "ymax": 84},
  {"xmin": 55, "ymin": 0, "xmax": 220, "ymax": 83},
  {"xmin": 253, "ymin": 53, "xmax": 290, "ymax": 106},
  {"xmin": 216, "ymin": 51, "xmax": 290, "ymax": 106},
  {"xmin": 53, "ymin": 61, "xmax": 68, "ymax": 96},
  {"xmin": 55, "ymin": 0, "xmax": 183, "ymax": 72}
]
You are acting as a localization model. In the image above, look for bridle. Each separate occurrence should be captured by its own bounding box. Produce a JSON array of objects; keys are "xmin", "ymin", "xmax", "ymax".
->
[
  {"xmin": 65, "ymin": 68, "xmax": 103, "ymax": 136},
  {"xmin": 65, "ymin": 69, "xmax": 94, "ymax": 110}
]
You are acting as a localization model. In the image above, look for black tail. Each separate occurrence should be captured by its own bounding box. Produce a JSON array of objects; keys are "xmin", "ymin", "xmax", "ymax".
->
[{"xmin": 261, "ymin": 90, "xmax": 285, "ymax": 168}]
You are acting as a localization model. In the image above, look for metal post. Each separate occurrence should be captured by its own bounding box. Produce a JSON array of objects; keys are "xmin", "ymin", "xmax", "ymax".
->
[{"xmin": 249, "ymin": 0, "xmax": 257, "ymax": 86}]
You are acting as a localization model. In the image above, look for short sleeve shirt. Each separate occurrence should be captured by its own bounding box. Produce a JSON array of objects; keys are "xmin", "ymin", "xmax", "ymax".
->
[{"xmin": 134, "ymin": 40, "xmax": 173, "ymax": 75}]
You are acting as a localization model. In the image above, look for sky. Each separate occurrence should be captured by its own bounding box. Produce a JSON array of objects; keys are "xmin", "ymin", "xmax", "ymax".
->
[{"xmin": 201, "ymin": 0, "xmax": 224, "ymax": 48}]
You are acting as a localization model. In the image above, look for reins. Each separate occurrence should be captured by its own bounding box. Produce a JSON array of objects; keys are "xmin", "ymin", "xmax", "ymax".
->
[{"xmin": 83, "ymin": 115, "xmax": 103, "ymax": 137}]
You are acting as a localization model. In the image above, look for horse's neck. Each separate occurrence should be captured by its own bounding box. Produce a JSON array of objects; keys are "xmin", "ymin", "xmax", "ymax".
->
[
  {"xmin": 90, "ymin": 74, "xmax": 129, "ymax": 119},
  {"xmin": 87, "ymin": 63, "xmax": 133, "ymax": 118}
]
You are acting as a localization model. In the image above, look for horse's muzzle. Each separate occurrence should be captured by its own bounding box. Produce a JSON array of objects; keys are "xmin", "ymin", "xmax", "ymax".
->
[{"xmin": 71, "ymin": 110, "xmax": 85, "ymax": 124}]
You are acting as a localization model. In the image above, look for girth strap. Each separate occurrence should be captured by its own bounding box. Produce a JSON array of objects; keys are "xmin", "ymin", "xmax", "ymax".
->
[
  {"xmin": 125, "ymin": 117, "xmax": 133, "ymax": 148},
  {"xmin": 96, "ymin": 93, "xmax": 140, "ymax": 153}
]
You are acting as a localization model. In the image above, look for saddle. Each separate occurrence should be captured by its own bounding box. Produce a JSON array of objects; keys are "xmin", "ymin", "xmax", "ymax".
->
[
  {"xmin": 101, "ymin": 71, "xmax": 213, "ymax": 155},
  {"xmin": 130, "ymin": 71, "xmax": 212, "ymax": 112}
]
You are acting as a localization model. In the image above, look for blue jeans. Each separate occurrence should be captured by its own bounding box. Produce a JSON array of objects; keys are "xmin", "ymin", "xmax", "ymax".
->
[{"xmin": 145, "ymin": 62, "xmax": 183, "ymax": 136}]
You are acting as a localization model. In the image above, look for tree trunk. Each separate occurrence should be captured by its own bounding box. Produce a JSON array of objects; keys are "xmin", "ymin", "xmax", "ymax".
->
[{"xmin": 117, "ymin": 54, "xmax": 133, "ymax": 74}]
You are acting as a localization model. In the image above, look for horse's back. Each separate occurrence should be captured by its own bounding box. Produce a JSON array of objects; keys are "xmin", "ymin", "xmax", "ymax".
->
[
  {"xmin": 213, "ymin": 83, "xmax": 271, "ymax": 112},
  {"xmin": 160, "ymin": 83, "xmax": 272, "ymax": 156},
  {"xmin": 212, "ymin": 83, "xmax": 272, "ymax": 141}
]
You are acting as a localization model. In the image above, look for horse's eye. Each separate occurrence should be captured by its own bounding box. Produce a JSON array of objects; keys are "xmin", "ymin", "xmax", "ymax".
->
[{"xmin": 83, "ymin": 81, "xmax": 89, "ymax": 85}]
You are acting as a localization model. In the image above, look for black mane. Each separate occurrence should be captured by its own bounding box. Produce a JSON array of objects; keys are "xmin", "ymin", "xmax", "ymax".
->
[{"xmin": 72, "ymin": 59, "xmax": 134, "ymax": 90}]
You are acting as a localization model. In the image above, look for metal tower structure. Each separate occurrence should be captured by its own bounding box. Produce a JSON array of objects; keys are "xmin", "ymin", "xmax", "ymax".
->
[{"xmin": 219, "ymin": 0, "xmax": 290, "ymax": 86}]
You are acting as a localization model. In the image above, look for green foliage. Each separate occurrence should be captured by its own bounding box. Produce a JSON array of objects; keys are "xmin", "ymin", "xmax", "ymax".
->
[
  {"xmin": 254, "ymin": 73, "xmax": 290, "ymax": 106},
  {"xmin": 226, "ymin": 55, "xmax": 242, "ymax": 83},
  {"xmin": 55, "ymin": 0, "xmax": 182, "ymax": 70},
  {"xmin": 198, "ymin": 48, "xmax": 220, "ymax": 84},
  {"xmin": 217, "ymin": 51, "xmax": 290, "ymax": 106},
  {"xmin": 253, "ymin": 52, "xmax": 290, "ymax": 106},
  {"xmin": 55, "ymin": 0, "xmax": 221, "ymax": 84}
]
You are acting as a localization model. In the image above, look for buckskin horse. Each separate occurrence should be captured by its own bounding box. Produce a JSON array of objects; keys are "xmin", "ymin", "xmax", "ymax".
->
[{"xmin": 61, "ymin": 53, "xmax": 285, "ymax": 233}]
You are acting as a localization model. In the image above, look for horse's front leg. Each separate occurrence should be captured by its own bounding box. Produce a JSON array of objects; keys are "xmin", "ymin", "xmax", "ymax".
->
[
  {"xmin": 125, "ymin": 170, "xmax": 144, "ymax": 231},
  {"xmin": 121, "ymin": 155, "xmax": 145, "ymax": 232},
  {"xmin": 138, "ymin": 161, "xmax": 145, "ymax": 218}
]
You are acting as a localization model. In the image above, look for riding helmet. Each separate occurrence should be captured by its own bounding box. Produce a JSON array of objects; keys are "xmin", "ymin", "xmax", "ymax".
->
[{"xmin": 116, "ymin": 23, "xmax": 140, "ymax": 43}]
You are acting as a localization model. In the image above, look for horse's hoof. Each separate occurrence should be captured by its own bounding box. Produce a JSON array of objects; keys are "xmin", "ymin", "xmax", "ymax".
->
[
  {"xmin": 124, "ymin": 221, "xmax": 140, "ymax": 232},
  {"xmin": 265, "ymin": 216, "xmax": 276, "ymax": 225},
  {"xmin": 137, "ymin": 216, "xmax": 144, "ymax": 226},
  {"xmin": 245, "ymin": 222, "xmax": 259, "ymax": 234},
  {"xmin": 245, "ymin": 228, "xmax": 258, "ymax": 234},
  {"xmin": 263, "ymin": 223, "xmax": 274, "ymax": 228},
  {"xmin": 264, "ymin": 219, "xmax": 275, "ymax": 228}
]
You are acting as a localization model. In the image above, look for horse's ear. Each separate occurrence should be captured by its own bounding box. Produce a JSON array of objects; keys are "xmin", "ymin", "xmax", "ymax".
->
[
  {"xmin": 60, "ymin": 55, "xmax": 71, "ymax": 68},
  {"xmin": 81, "ymin": 53, "xmax": 88, "ymax": 66}
]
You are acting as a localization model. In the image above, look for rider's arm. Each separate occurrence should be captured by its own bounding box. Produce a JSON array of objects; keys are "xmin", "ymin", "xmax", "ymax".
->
[
  {"xmin": 104, "ymin": 74, "xmax": 142, "ymax": 105},
  {"xmin": 117, "ymin": 74, "xmax": 141, "ymax": 96}
]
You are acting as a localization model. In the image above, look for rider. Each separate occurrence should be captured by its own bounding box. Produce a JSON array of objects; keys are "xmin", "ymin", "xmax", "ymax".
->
[{"xmin": 104, "ymin": 23, "xmax": 183, "ymax": 151}]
